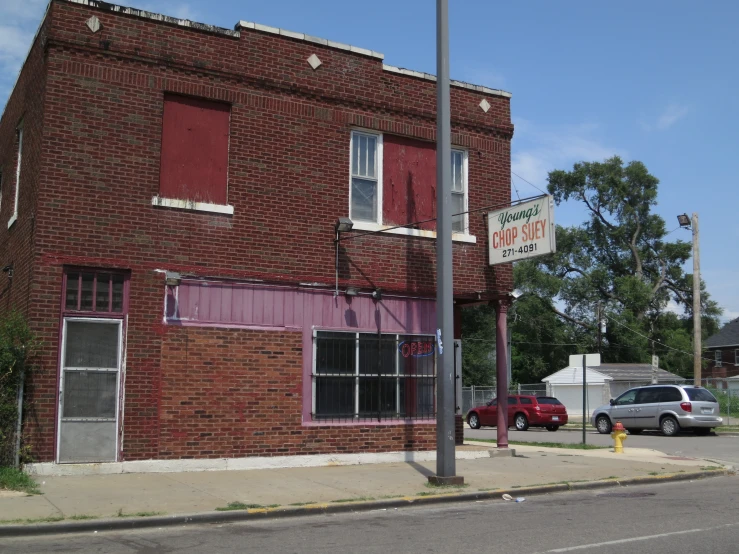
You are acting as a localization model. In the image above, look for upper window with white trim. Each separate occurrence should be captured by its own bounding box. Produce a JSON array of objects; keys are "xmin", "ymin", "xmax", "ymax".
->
[
  {"xmin": 735, "ymin": 349, "xmax": 738, "ymax": 367},
  {"xmin": 451, "ymin": 149, "xmax": 468, "ymax": 233},
  {"xmin": 350, "ymin": 131, "xmax": 381, "ymax": 223},
  {"xmin": 348, "ymin": 131, "xmax": 470, "ymax": 237},
  {"xmin": 715, "ymin": 350, "xmax": 722, "ymax": 367}
]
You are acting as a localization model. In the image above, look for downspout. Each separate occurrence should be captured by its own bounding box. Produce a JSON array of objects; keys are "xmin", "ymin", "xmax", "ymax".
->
[{"xmin": 14, "ymin": 366, "xmax": 25, "ymax": 469}]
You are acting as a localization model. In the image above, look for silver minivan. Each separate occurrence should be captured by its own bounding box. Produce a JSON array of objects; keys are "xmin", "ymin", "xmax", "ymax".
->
[{"xmin": 591, "ymin": 385, "xmax": 723, "ymax": 436}]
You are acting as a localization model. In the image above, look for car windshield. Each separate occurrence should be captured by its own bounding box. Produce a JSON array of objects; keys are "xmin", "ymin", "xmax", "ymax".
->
[
  {"xmin": 685, "ymin": 388, "xmax": 717, "ymax": 402},
  {"xmin": 536, "ymin": 397, "xmax": 562, "ymax": 405}
]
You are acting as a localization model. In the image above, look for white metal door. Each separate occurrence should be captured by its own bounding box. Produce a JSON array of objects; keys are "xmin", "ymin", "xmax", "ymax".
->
[{"xmin": 57, "ymin": 318, "xmax": 122, "ymax": 463}]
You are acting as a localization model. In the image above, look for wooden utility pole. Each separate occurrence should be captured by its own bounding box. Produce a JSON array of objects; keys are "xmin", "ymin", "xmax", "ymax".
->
[{"xmin": 692, "ymin": 213, "xmax": 701, "ymax": 387}]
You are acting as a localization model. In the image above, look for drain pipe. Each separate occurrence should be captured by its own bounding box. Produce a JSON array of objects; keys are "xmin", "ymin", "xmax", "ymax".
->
[{"xmin": 14, "ymin": 367, "xmax": 25, "ymax": 469}]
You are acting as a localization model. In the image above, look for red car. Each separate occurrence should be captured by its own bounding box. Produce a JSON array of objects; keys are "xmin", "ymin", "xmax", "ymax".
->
[{"xmin": 467, "ymin": 395, "xmax": 568, "ymax": 431}]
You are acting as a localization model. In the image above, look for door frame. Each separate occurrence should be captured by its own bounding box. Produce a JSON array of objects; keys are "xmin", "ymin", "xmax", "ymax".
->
[{"xmin": 56, "ymin": 317, "xmax": 124, "ymax": 464}]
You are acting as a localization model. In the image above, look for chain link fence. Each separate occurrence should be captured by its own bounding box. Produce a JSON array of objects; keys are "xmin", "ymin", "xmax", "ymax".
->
[
  {"xmin": 700, "ymin": 379, "xmax": 739, "ymax": 426},
  {"xmin": 462, "ymin": 379, "xmax": 739, "ymax": 424}
]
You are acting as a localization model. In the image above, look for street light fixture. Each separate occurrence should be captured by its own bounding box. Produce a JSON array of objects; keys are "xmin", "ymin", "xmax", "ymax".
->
[
  {"xmin": 335, "ymin": 217, "xmax": 354, "ymax": 233},
  {"xmin": 334, "ymin": 218, "xmax": 354, "ymax": 296},
  {"xmin": 677, "ymin": 213, "xmax": 691, "ymax": 227}
]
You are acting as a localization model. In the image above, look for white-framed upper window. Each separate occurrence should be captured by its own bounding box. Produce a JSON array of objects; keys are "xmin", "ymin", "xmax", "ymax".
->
[
  {"xmin": 735, "ymin": 349, "xmax": 738, "ymax": 367},
  {"xmin": 348, "ymin": 131, "xmax": 472, "ymax": 240},
  {"xmin": 715, "ymin": 350, "xmax": 722, "ymax": 367},
  {"xmin": 8, "ymin": 121, "xmax": 22, "ymax": 228},
  {"xmin": 451, "ymin": 149, "xmax": 468, "ymax": 233},
  {"xmin": 350, "ymin": 130, "xmax": 382, "ymax": 223}
]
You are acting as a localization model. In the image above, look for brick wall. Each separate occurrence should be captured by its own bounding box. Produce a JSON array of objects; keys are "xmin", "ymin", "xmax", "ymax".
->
[
  {"xmin": 35, "ymin": 0, "xmax": 513, "ymax": 300},
  {"xmin": 705, "ymin": 347, "xmax": 739, "ymax": 379},
  {"xmin": 1, "ymin": 0, "xmax": 513, "ymax": 462},
  {"xmin": 152, "ymin": 327, "xmax": 435, "ymax": 460}
]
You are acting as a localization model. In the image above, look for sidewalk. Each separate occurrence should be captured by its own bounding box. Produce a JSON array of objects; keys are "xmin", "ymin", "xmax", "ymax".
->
[{"xmin": 0, "ymin": 441, "xmax": 733, "ymax": 534}]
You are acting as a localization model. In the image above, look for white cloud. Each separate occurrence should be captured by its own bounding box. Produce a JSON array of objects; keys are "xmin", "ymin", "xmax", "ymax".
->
[
  {"xmin": 657, "ymin": 103, "xmax": 689, "ymax": 129},
  {"xmin": 641, "ymin": 103, "xmax": 689, "ymax": 131},
  {"xmin": 511, "ymin": 118, "xmax": 626, "ymax": 195}
]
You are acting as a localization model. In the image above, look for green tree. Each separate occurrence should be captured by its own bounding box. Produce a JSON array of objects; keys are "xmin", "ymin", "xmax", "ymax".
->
[
  {"xmin": 460, "ymin": 305, "xmax": 496, "ymax": 386},
  {"xmin": 0, "ymin": 312, "xmax": 36, "ymax": 467},
  {"xmin": 513, "ymin": 156, "xmax": 722, "ymax": 377}
]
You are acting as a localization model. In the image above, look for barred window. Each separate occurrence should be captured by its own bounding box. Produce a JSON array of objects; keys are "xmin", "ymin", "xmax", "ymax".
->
[
  {"xmin": 313, "ymin": 331, "xmax": 436, "ymax": 421},
  {"xmin": 64, "ymin": 270, "xmax": 128, "ymax": 314}
]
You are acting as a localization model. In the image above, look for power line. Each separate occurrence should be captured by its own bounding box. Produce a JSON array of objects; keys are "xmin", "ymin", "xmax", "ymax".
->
[
  {"xmin": 511, "ymin": 171, "xmax": 549, "ymax": 196},
  {"xmin": 338, "ymin": 193, "xmax": 547, "ymax": 243},
  {"xmin": 603, "ymin": 312, "xmax": 732, "ymax": 365},
  {"xmin": 511, "ymin": 179, "xmax": 522, "ymax": 202}
]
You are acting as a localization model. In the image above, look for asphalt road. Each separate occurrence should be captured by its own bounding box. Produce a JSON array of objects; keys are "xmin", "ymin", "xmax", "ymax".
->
[
  {"xmin": 4, "ymin": 477, "xmax": 738, "ymax": 553},
  {"xmin": 465, "ymin": 427, "xmax": 739, "ymax": 464}
]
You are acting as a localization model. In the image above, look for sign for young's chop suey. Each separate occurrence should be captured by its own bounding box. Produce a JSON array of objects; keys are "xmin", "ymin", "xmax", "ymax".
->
[{"xmin": 487, "ymin": 196, "xmax": 556, "ymax": 265}]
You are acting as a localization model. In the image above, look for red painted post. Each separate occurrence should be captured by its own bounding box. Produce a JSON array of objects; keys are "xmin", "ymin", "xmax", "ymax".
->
[{"xmin": 496, "ymin": 299, "xmax": 510, "ymax": 448}]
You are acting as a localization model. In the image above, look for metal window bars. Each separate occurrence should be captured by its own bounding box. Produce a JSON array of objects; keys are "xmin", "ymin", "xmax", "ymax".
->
[{"xmin": 312, "ymin": 331, "xmax": 437, "ymax": 422}]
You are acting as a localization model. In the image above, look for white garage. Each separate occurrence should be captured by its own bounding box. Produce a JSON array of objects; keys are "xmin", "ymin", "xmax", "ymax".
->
[{"xmin": 542, "ymin": 366, "xmax": 612, "ymax": 418}]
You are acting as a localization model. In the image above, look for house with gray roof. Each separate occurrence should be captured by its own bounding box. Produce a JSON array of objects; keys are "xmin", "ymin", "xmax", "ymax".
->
[
  {"xmin": 542, "ymin": 362, "xmax": 685, "ymax": 416},
  {"xmin": 705, "ymin": 318, "xmax": 739, "ymax": 378}
]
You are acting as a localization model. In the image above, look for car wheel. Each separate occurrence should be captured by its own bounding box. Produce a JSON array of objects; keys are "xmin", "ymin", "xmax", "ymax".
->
[
  {"xmin": 693, "ymin": 428, "xmax": 711, "ymax": 436},
  {"xmin": 627, "ymin": 428, "xmax": 643, "ymax": 435},
  {"xmin": 514, "ymin": 413, "xmax": 529, "ymax": 431},
  {"xmin": 595, "ymin": 415, "xmax": 612, "ymax": 434},
  {"xmin": 660, "ymin": 416, "xmax": 680, "ymax": 437},
  {"xmin": 545, "ymin": 425, "xmax": 559, "ymax": 432},
  {"xmin": 468, "ymin": 412, "xmax": 481, "ymax": 430}
]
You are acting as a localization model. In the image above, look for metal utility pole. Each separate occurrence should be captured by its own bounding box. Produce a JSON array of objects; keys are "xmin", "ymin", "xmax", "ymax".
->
[
  {"xmin": 692, "ymin": 213, "xmax": 701, "ymax": 387},
  {"xmin": 431, "ymin": 0, "xmax": 461, "ymax": 485}
]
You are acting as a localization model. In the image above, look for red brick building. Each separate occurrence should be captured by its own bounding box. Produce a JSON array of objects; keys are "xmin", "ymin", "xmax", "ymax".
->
[{"xmin": 0, "ymin": 0, "xmax": 513, "ymax": 469}]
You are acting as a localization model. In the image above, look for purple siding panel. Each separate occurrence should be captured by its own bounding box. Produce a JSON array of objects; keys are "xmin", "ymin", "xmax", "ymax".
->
[
  {"xmin": 167, "ymin": 281, "xmax": 436, "ymax": 423},
  {"xmin": 170, "ymin": 281, "xmax": 435, "ymax": 334}
]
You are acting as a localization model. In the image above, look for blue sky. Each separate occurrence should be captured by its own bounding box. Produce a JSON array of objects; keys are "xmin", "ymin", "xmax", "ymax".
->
[{"xmin": 2, "ymin": 0, "xmax": 737, "ymax": 322}]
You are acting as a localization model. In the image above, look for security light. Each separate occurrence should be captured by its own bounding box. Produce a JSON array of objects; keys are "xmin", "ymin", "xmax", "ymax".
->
[
  {"xmin": 335, "ymin": 217, "xmax": 354, "ymax": 233},
  {"xmin": 677, "ymin": 213, "xmax": 691, "ymax": 227}
]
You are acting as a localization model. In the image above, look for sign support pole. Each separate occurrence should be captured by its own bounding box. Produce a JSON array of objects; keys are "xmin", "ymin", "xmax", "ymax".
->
[{"xmin": 582, "ymin": 353, "xmax": 587, "ymax": 445}]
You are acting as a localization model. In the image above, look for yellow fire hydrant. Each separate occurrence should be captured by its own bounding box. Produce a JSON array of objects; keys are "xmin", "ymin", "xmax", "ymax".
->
[{"xmin": 611, "ymin": 421, "xmax": 627, "ymax": 453}]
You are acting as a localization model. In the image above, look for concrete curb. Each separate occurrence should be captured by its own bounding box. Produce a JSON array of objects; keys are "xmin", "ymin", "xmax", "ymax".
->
[
  {"xmin": 0, "ymin": 469, "xmax": 733, "ymax": 537},
  {"xmin": 554, "ymin": 427, "xmax": 739, "ymax": 437}
]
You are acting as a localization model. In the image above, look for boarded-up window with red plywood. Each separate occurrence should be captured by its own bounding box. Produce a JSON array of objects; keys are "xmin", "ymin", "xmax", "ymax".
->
[
  {"xmin": 382, "ymin": 135, "xmax": 437, "ymax": 231},
  {"xmin": 159, "ymin": 95, "xmax": 230, "ymax": 205}
]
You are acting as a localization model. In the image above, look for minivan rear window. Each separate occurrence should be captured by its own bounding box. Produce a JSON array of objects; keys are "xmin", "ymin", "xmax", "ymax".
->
[
  {"xmin": 536, "ymin": 397, "xmax": 562, "ymax": 405},
  {"xmin": 685, "ymin": 388, "xmax": 717, "ymax": 402}
]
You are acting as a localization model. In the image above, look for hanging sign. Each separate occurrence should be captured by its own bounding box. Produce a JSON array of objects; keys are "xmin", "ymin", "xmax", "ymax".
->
[{"xmin": 487, "ymin": 195, "xmax": 556, "ymax": 265}]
